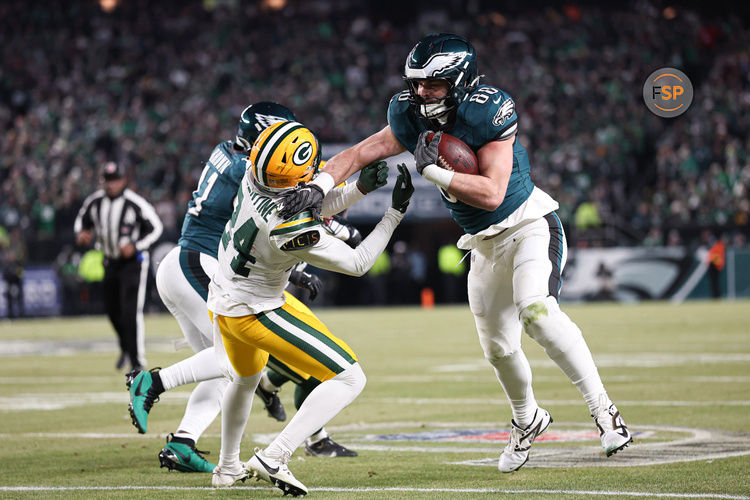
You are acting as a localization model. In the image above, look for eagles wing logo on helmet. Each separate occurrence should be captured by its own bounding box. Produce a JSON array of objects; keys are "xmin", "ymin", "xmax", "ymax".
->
[
  {"xmin": 493, "ymin": 98, "xmax": 515, "ymax": 126},
  {"xmin": 253, "ymin": 113, "xmax": 289, "ymax": 133},
  {"xmin": 236, "ymin": 102, "xmax": 297, "ymax": 152},
  {"xmin": 428, "ymin": 52, "xmax": 468, "ymax": 76},
  {"xmin": 406, "ymin": 52, "xmax": 468, "ymax": 79}
]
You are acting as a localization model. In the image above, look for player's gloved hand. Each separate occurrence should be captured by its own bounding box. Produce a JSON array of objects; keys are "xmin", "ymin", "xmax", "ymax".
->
[
  {"xmin": 356, "ymin": 160, "xmax": 389, "ymax": 193},
  {"xmin": 278, "ymin": 184, "xmax": 324, "ymax": 220},
  {"xmin": 337, "ymin": 216, "xmax": 362, "ymax": 248},
  {"xmin": 391, "ymin": 163, "xmax": 414, "ymax": 214},
  {"xmin": 289, "ymin": 269, "xmax": 323, "ymax": 300},
  {"xmin": 324, "ymin": 215, "xmax": 363, "ymax": 248},
  {"xmin": 415, "ymin": 130, "xmax": 442, "ymax": 174}
]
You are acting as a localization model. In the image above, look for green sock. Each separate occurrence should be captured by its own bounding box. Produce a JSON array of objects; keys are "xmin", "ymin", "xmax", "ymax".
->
[
  {"xmin": 267, "ymin": 368, "xmax": 290, "ymax": 388},
  {"xmin": 294, "ymin": 377, "xmax": 321, "ymax": 410}
]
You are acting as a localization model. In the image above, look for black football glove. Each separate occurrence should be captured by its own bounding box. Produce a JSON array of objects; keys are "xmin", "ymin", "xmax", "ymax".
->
[
  {"xmin": 335, "ymin": 215, "xmax": 362, "ymax": 248},
  {"xmin": 289, "ymin": 269, "xmax": 323, "ymax": 301},
  {"xmin": 278, "ymin": 184, "xmax": 324, "ymax": 220},
  {"xmin": 414, "ymin": 130, "xmax": 442, "ymax": 174},
  {"xmin": 323, "ymin": 215, "xmax": 362, "ymax": 248},
  {"xmin": 391, "ymin": 163, "xmax": 414, "ymax": 213}
]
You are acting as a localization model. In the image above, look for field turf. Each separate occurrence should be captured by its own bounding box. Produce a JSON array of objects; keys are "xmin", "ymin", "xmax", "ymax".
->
[{"xmin": 1, "ymin": 300, "xmax": 749, "ymax": 499}]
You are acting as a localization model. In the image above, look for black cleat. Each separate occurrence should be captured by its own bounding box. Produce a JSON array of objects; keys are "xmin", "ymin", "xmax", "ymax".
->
[
  {"xmin": 255, "ymin": 385, "xmax": 286, "ymax": 422},
  {"xmin": 305, "ymin": 437, "xmax": 358, "ymax": 458}
]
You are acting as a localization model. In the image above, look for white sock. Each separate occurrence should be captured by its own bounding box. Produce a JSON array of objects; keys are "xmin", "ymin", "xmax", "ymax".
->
[
  {"xmin": 159, "ymin": 347, "xmax": 224, "ymax": 391},
  {"xmin": 547, "ymin": 333, "xmax": 607, "ymax": 414},
  {"xmin": 491, "ymin": 349, "xmax": 538, "ymax": 427},
  {"xmin": 585, "ymin": 392, "xmax": 612, "ymax": 416},
  {"xmin": 173, "ymin": 377, "xmax": 228, "ymax": 443},
  {"xmin": 307, "ymin": 428, "xmax": 328, "ymax": 445},
  {"xmin": 265, "ymin": 363, "xmax": 365, "ymax": 459},
  {"xmin": 522, "ymin": 300, "xmax": 607, "ymax": 416},
  {"xmin": 218, "ymin": 373, "xmax": 261, "ymax": 468}
]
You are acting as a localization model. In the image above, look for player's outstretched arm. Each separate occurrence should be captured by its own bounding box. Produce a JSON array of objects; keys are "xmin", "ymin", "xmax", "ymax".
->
[
  {"xmin": 284, "ymin": 165, "xmax": 412, "ymax": 277},
  {"xmin": 325, "ymin": 126, "xmax": 406, "ymax": 186},
  {"xmin": 320, "ymin": 160, "xmax": 389, "ymax": 218},
  {"xmin": 278, "ymin": 126, "xmax": 405, "ymax": 219}
]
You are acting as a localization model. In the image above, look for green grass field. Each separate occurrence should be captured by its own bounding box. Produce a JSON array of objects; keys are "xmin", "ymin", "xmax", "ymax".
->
[{"xmin": 1, "ymin": 300, "xmax": 749, "ymax": 499}]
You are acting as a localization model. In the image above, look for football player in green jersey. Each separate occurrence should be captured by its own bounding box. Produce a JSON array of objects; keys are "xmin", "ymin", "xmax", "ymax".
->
[{"xmin": 278, "ymin": 33, "xmax": 632, "ymax": 473}]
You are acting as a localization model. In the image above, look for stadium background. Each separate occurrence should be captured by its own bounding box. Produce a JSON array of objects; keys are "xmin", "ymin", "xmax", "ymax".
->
[{"xmin": 1, "ymin": 0, "xmax": 749, "ymax": 316}]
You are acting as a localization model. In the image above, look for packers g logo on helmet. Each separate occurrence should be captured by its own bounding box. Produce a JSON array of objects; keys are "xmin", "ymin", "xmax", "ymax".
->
[{"xmin": 250, "ymin": 121, "xmax": 321, "ymax": 192}]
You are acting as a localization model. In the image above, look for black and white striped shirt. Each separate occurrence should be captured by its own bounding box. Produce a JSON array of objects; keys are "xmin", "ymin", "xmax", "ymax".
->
[{"xmin": 74, "ymin": 188, "xmax": 163, "ymax": 260}]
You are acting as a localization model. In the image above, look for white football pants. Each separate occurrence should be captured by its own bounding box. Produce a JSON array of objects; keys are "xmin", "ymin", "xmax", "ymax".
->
[
  {"xmin": 467, "ymin": 213, "xmax": 607, "ymax": 425},
  {"xmin": 155, "ymin": 246, "xmax": 226, "ymax": 442}
]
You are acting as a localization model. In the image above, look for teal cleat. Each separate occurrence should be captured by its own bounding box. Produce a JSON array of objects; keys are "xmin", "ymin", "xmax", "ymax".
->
[
  {"xmin": 158, "ymin": 434, "xmax": 216, "ymax": 473},
  {"xmin": 127, "ymin": 368, "xmax": 161, "ymax": 434}
]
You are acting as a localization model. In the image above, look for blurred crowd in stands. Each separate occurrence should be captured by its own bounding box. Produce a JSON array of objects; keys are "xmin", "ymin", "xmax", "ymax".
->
[{"xmin": 1, "ymin": 0, "xmax": 749, "ymax": 310}]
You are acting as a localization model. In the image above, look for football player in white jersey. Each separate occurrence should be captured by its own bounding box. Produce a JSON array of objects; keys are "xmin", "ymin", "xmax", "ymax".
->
[
  {"xmin": 207, "ymin": 120, "xmax": 413, "ymax": 495},
  {"xmin": 126, "ymin": 103, "xmax": 385, "ymax": 473}
]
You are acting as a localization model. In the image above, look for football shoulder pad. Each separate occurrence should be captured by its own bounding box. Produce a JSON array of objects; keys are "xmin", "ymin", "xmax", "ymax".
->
[
  {"xmin": 388, "ymin": 91, "xmax": 421, "ymax": 153},
  {"xmin": 458, "ymin": 85, "xmax": 518, "ymax": 144},
  {"xmin": 269, "ymin": 211, "xmax": 323, "ymax": 251}
]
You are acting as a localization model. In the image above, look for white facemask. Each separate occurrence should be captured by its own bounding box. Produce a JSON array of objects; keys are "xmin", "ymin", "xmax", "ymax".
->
[{"xmin": 419, "ymin": 101, "xmax": 452, "ymax": 121}]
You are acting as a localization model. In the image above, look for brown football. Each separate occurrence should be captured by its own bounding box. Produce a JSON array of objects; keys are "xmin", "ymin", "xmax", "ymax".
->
[{"xmin": 426, "ymin": 132, "xmax": 479, "ymax": 175}]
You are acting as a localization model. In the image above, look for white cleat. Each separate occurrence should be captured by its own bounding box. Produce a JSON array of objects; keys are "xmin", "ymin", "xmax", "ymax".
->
[
  {"xmin": 498, "ymin": 407, "xmax": 553, "ymax": 473},
  {"xmin": 593, "ymin": 400, "xmax": 632, "ymax": 456},
  {"xmin": 211, "ymin": 464, "xmax": 249, "ymax": 487},
  {"xmin": 246, "ymin": 449, "xmax": 308, "ymax": 497}
]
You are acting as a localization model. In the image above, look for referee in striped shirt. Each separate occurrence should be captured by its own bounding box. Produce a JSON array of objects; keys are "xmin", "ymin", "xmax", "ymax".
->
[{"xmin": 74, "ymin": 162, "xmax": 163, "ymax": 371}]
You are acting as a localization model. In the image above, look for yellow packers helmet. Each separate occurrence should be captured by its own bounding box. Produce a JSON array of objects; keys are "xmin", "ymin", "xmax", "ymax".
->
[{"xmin": 250, "ymin": 121, "xmax": 321, "ymax": 192}]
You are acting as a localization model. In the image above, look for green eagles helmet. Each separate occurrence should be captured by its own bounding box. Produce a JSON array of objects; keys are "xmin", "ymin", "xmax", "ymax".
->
[
  {"xmin": 235, "ymin": 101, "xmax": 296, "ymax": 152},
  {"xmin": 403, "ymin": 33, "xmax": 479, "ymax": 125}
]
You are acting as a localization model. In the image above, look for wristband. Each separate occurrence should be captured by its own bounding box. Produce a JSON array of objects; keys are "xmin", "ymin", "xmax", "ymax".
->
[
  {"xmin": 421, "ymin": 164, "xmax": 455, "ymax": 191},
  {"xmin": 311, "ymin": 171, "xmax": 335, "ymax": 195}
]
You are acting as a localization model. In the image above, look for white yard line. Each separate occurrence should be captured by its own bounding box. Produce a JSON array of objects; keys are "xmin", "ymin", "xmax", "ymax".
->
[
  {"xmin": 0, "ymin": 486, "xmax": 746, "ymax": 499},
  {"xmin": 374, "ymin": 375, "xmax": 750, "ymax": 383},
  {"xmin": 365, "ymin": 398, "xmax": 750, "ymax": 406},
  {"xmin": 2, "ymin": 392, "xmax": 750, "ymax": 411},
  {"xmin": 432, "ymin": 353, "xmax": 750, "ymax": 372},
  {"xmin": 3, "ymin": 374, "xmax": 750, "ymax": 385}
]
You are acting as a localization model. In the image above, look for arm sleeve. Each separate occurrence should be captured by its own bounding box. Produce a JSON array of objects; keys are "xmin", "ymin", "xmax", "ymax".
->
[
  {"xmin": 73, "ymin": 192, "xmax": 99, "ymax": 234},
  {"xmin": 286, "ymin": 208, "xmax": 403, "ymax": 277},
  {"xmin": 131, "ymin": 195, "xmax": 164, "ymax": 252},
  {"xmin": 320, "ymin": 181, "xmax": 364, "ymax": 218}
]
